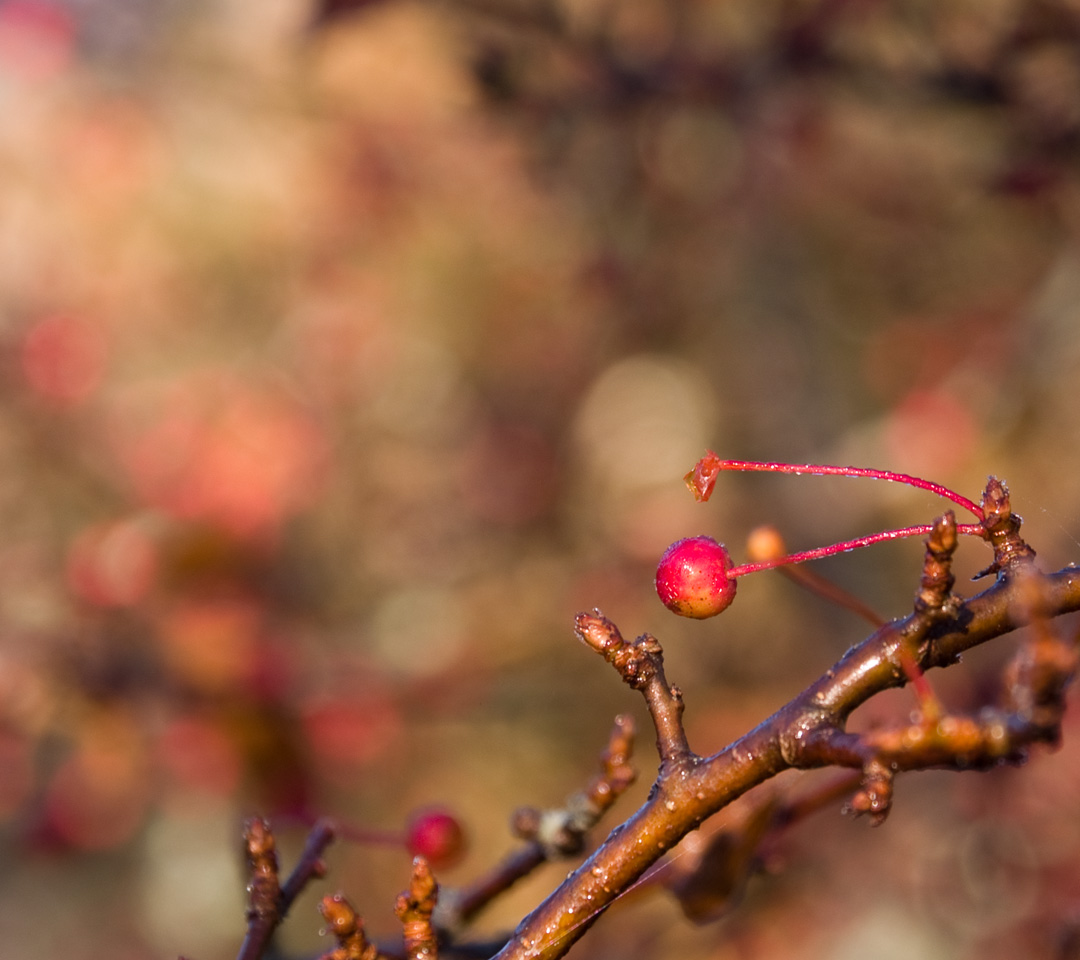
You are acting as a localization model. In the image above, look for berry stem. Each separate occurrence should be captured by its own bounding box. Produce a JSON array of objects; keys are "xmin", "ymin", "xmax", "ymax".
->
[
  {"xmin": 332, "ymin": 822, "xmax": 407, "ymax": 847},
  {"xmin": 690, "ymin": 455, "xmax": 985, "ymax": 520},
  {"xmin": 776, "ymin": 564, "xmax": 888, "ymax": 627},
  {"xmin": 728, "ymin": 522, "xmax": 986, "ymax": 578},
  {"xmin": 897, "ymin": 648, "xmax": 944, "ymax": 723}
]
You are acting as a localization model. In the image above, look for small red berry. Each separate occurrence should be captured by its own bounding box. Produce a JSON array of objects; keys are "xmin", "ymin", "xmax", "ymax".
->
[
  {"xmin": 406, "ymin": 809, "xmax": 466, "ymax": 869},
  {"xmin": 655, "ymin": 536, "xmax": 737, "ymax": 618}
]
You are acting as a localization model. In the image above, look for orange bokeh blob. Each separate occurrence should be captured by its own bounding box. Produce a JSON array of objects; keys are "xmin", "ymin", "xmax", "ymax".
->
[
  {"xmin": 158, "ymin": 597, "xmax": 263, "ymax": 693},
  {"xmin": 21, "ymin": 314, "xmax": 107, "ymax": 407},
  {"xmin": 56, "ymin": 97, "xmax": 164, "ymax": 215},
  {"xmin": 44, "ymin": 717, "xmax": 150, "ymax": 851},
  {"xmin": 157, "ymin": 715, "xmax": 242, "ymax": 798},
  {"xmin": 119, "ymin": 377, "xmax": 328, "ymax": 541}
]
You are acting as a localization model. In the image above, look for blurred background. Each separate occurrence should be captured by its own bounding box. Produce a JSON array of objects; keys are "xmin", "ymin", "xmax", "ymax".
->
[{"xmin": 2, "ymin": 0, "xmax": 1080, "ymax": 957}]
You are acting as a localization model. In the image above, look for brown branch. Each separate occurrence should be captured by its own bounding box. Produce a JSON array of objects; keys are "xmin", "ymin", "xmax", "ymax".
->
[
  {"xmin": 236, "ymin": 819, "xmax": 281, "ymax": 960},
  {"xmin": 318, "ymin": 894, "xmax": 381, "ymax": 960},
  {"xmin": 236, "ymin": 818, "xmax": 337, "ymax": 960},
  {"xmin": 282, "ymin": 819, "xmax": 337, "ymax": 907},
  {"xmin": 492, "ymin": 538, "xmax": 1080, "ymax": 957},
  {"xmin": 510, "ymin": 713, "xmax": 636, "ymax": 857},
  {"xmin": 395, "ymin": 857, "xmax": 439, "ymax": 960},
  {"xmin": 449, "ymin": 845, "xmax": 546, "ymax": 928},
  {"xmin": 974, "ymin": 477, "xmax": 1038, "ymax": 579},
  {"xmin": 661, "ymin": 769, "xmax": 861, "ymax": 923},
  {"xmin": 574, "ymin": 613, "xmax": 690, "ymax": 768}
]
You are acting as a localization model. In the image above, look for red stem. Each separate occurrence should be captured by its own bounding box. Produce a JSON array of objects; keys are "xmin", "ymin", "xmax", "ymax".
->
[
  {"xmin": 334, "ymin": 823, "xmax": 406, "ymax": 847},
  {"xmin": 728, "ymin": 522, "xmax": 986, "ymax": 578},
  {"xmin": 712, "ymin": 460, "xmax": 985, "ymax": 520}
]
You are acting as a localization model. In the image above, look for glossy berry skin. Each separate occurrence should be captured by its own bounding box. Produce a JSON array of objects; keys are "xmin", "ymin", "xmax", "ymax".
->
[
  {"xmin": 655, "ymin": 535, "xmax": 737, "ymax": 618},
  {"xmin": 406, "ymin": 809, "xmax": 466, "ymax": 869}
]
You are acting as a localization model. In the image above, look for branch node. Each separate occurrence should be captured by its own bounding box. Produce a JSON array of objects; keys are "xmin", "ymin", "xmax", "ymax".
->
[
  {"xmin": 509, "ymin": 715, "xmax": 638, "ymax": 859},
  {"xmin": 574, "ymin": 611, "xmax": 655, "ymax": 688},
  {"xmin": 973, "ymin": 477, "xmax": 1037, "ymax": 580},
  {"xmin": 244, "ymin": 818, "xmax": 281, "ymax": 923},
  {"xmin": 575, "ymin": 612, "xmax": 693, "ymax": 766},
  {"xmin": 914, "ymin": 510, "xmax": 958, "ymax": 616},
  {"xmin": 395, "ymin": 857, "xmax": 439, "ymax": 960},
  {"xmin": 847, "ymin": 759, "xmax": 893, "ymax": 825},
  {"xmin": 318, "ymin": 894, "xmax": 379, "ymax": 960}
]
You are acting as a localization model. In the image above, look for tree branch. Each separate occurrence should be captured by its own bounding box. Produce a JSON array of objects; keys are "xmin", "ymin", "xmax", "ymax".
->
[
  {"xmin": 395, "ymin": 857, "xmax": 440, "ymax": 960},
  {"xmin": 491, "ymin": 560, "xmax": 1080, "ymax": 960},
  {"xmin": 236, "ymin": 818, "xmax": 337, "ymax": 960}
]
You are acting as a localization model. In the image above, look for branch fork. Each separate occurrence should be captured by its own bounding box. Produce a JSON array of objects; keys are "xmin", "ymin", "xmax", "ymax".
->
[{"xmin": 574, "ymin": 611, "xmax": 692, "ymax": 769}]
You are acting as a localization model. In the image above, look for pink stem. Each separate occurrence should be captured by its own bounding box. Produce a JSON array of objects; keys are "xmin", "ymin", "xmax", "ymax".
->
[
  {"xmin": 293, "ymin": 813, "xmax": 405, "ymax": 848},
  {"xmin": 335, "ymin": 824, "xmax": 406, "ymax": 846},
  {"xmin": 728, "ymin": 522, "xmax": 986, "ymax": 578},
  {"xmin": 712, "ymin": 460, "xmax": 984, "ymax": 520}
]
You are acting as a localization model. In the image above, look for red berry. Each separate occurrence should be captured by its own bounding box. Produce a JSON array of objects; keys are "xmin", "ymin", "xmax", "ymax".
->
[
  {"xmin": 406, "ymin": 809, "xmax": 465, "ymax": 869},
  {"xmin": 655, "ymin": 536, "xmax": 736, "ymax": 618}
]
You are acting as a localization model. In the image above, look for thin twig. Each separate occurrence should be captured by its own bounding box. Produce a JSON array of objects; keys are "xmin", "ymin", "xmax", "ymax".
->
[
  {"xmin": 490, "ymin": 484, "xmax": 1080, "ymax": 959},
  {"xmin": 236, "ymin": 818, "xmax": 337, "ymax": 960}
]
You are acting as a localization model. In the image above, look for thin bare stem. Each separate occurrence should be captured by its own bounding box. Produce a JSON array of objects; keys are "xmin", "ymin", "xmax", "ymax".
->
[
  {"xmin": 686, "ymin": 453, "xmax": 985, "ymax": 519},
  {"xmin": 747, "ymin": 525, "xmax": 886, "ymax": 626},
  {"xmin": 728, "ymin": 522, "xmax": 985, "ymax": 577},
  {"xmin": 574, "ymin": 613, "xmax": 692, "ymax": 768},
  {"xmin": 279, "ymin": 821, "xmax": 334, "ymax": 909},
  {"xmin": 396, "ymin": 858, "xmax": 439, "ymax": 960},
  {"xmin": 448, "ymin": 716, "xmax": 637, "ymax": 929},
  {"xmin": 452, "ymin": 845, "xmax": 546, "ymax": 925},
  {"xmin": 777, "ymin": 565, "xmax": 887, "ymax": 625},
  {"xmin": 236, "ymin": 818, "xmax": 337, "ymax": 960}
]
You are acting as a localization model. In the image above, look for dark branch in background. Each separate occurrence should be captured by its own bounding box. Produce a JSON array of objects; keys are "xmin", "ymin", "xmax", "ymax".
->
[
  {"xmin": 444, "ymin": 715, "xmax": 637, "ymax": 931},
  {"xmin": 311, "ymin": 0, "xmax": 1080, "ymax": 199}
]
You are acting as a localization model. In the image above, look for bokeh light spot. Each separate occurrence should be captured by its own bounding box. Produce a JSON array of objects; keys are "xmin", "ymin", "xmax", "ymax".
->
[
  {"xmin": 159, "ymin": 598, "xmax": 262, "ymax": 693},
  {"xmin": 66, "ymin": 517, "xmax": 158, "ymax": 608},
  {"xmin": 883, "ymin": 387, "xmax": 977, "ymax": 478},
  {"xmin": 21, "ymin": 314, "xmax": 107, "ymax": 407},
  {"xmin": 0, "ymin": 0, "xmax": 74, "ymax": 83},
  {"xmin": 301, "ymin": 693, "xmax": 402, "ymax": 785},
  {"xmin": 157, "ymin": 716, "xmax": 242, "ymax": 799}
]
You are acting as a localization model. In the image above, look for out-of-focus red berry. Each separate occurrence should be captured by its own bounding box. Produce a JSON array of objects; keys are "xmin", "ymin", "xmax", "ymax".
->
[
  {"xmin": 21, "ymin": 314, "xmax": 106, "ymax": 406},
  {"xmin": 655, "ymin": 535, "xmax": 736, "ymax": 618},
  {"xmin": 406, "ymin": 809, "xmax": 465, "ymax": 869},
  {"xmin": 745, "ymin": 525, "xmax": 786, "ymax": 564},
  {"xmin": 66, "ymin": 518, "xmax": 158, "ymax": 608}
]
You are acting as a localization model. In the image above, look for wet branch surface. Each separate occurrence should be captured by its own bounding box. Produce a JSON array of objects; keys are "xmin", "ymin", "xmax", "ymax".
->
[
  {"xmin": 237, "ymin": 818, "xmax": 337, "ymax": 960},
  {"xmin": 230, "ymin": 484, "xmax": 1080, "ymax": 960},
  {"xmin": 492, "ymin": 495, "xmax": 1080, "ymax": 959}
]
